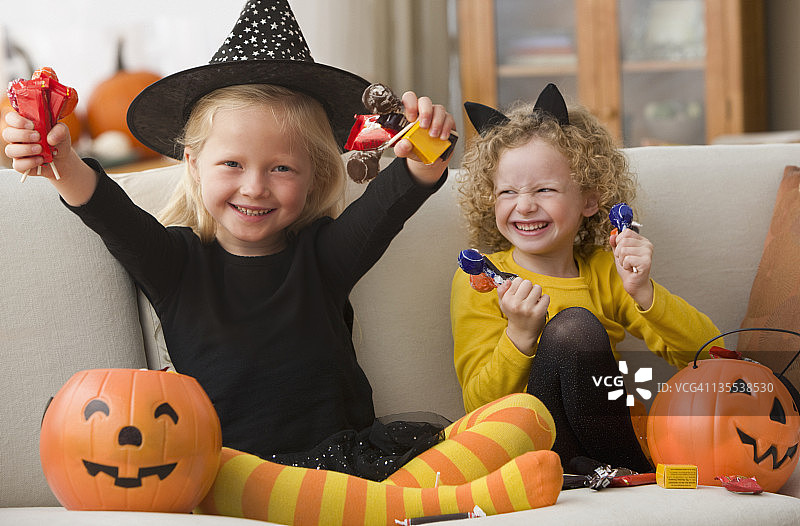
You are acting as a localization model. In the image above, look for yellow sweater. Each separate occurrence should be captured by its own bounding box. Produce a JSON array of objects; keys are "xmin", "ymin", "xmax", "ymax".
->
[{"xmin": 451, "ymin": 247, "xmax": 722, "ymax": 412}]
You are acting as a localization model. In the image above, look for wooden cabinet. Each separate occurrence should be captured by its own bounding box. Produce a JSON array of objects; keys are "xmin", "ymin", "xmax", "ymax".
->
[{"xmin": 457, "ymin": 0, "xmax": 766, "ymax": 146}]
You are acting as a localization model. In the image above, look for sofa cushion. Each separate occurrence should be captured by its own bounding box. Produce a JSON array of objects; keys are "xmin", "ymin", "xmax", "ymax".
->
[
  {"xmin": 0, "ymin": 172, "xmax": 148, "ymax": 507},
  {"xmin": 620, "ymin": 146, "xmax": 800, "ymax": 342},
  {"xmin": 0, "ymin": 508, "xmax": 268, "ymax": 525},
  {"xmin": 613, "ymin": 146, "xmax": 800, "ymax": 410},
  {"xmin": 7, "ymin": 484, "xmax": 800, "ymax": 525},
  {"xmin": 734, "ymin": 165, "xmax": 800, "ymax": 497},
  {"xmin": 110, "ymin": 164, "xmax": 184, "ymax": 370},
  {"xmin": 738, "ymin": 166, "xmax": 800, "ymax": 388}
]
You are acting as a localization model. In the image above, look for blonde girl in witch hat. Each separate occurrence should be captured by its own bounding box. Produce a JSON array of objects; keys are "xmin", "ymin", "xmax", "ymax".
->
[
  {"xmin": 452, "ymin": 83, "xmax": 722, "ymax": 475},
  {"xmin": 4, "ymin": 1, "xmax": 563, "ymax": 523}
]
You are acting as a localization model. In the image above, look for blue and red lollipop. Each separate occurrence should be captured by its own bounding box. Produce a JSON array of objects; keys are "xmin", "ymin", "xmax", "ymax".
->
[
  {"xmin": 458, "ymin": 249, "xmax": 517, "ymax": 292},
  {"xmin": 609, "ymin": 202, "xmax": 636, "ymax": 233},
  {"xmin": 609, "ymin": 202, "xmax": 642, "ymax": 273}
]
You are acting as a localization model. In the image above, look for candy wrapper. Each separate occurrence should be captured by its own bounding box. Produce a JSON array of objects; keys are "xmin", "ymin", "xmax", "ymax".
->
[
  {"xmin": 609, "ymin": 202, "xmax": 642, "ymax": 273},
  {"xmin": 715, "ymin": 475, "xmax": 764, "ymax": 494},
  {"xmin": 609, "ymin": 202, "xmax": 641, "ymax": 234},
  {"xmin": 7, "ymin": 67, "xmax": 78, "ymax": 181},
  {"xmin": 708, "ymin": 345, "xmax": 743, "ymax": 360},
  {"xmin": 394, "ymin": 505, "xmax": 486, "ymax": 525},
  {"xmin": 345, "ymin": 113, "xmax": 405, "ymax": 151},
  {"xmin": 344, "ymin": 83, "xmax": 457, "ymax": 183},
  {"xmin": 563, "ymin": 456, "xmax": 654, "ymax": 491},
  {"xmin": 458, "ymin": 248, "xmax": 517, "ymax": 293}
]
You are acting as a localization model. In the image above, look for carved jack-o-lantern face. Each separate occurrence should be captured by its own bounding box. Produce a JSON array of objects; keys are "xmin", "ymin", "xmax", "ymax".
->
[
  {"xmin": 40, "ymin": 369, "xmax": 221, "ymax": 512},
  {"xmin": 647, "ymin": 359, "xmax": 800, "ymax": 492}
]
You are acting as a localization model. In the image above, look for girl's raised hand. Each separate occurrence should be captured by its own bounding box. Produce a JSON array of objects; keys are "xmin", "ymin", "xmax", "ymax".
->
[
  {"xmin": 393, "ymin": 90, "xmax": 455, "ymax": 185},
  {"xmin": 3, "ymin": 110, "xmax": 70, "ymax": 179},
  {"xmin": 3, "ymin": 110, "xmax": 98, "ymax": 206},
  {"xmin": 610, "ymin": 227, "xmax": 655, "ymax": 309},
  {"xmin": 496, "ymin": 278, "xmax": 550, "ymax": 356}
]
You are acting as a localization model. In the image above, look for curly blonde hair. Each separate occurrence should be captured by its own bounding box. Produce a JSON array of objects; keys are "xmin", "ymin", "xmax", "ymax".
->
[
  {"xmin": 158, "ymin": 84, "xmax": 345, "ymax": 243},
  {"xmin": 457, "ymin": 101, "xmax": 636, "ymax": 257}
]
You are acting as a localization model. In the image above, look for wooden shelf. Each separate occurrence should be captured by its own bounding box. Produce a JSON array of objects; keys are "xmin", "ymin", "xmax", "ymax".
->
[
  {"xmin": 498, "ymin": 62, "xmax": 578, "ymax": 78},
  {"xmin": 458, "ymin": 0, "xmax": 766, "ymax": 145},
  {"xmin": 622, "ymin": 59, "xmax": 705, "ymax": 73},
  {"xmin": 497, "ymin": 59, "xmax": 703, "ymax": 79}
]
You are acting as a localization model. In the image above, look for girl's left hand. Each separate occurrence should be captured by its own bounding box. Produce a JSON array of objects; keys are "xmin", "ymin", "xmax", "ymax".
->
[
  {"xmin": 393, "ymin": 91, "xmax": 455, "ymax": 185},
  {"xmin": 610, "ymin": 227, "xmax": 654, "ymax": 309}
]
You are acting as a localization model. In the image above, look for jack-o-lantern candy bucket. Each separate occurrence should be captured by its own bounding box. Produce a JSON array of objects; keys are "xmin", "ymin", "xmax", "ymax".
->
[
  {"xmin": 647, "ymin": 329, "xmax": 800, "ymax": 492},
  {"xmin": 40, "ymin": 368, "xmax": 221, "ymax": 512}
]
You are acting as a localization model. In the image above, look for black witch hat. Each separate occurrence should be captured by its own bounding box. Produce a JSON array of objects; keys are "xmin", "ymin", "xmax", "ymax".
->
[
  {"xmin": 464, "ymin": 83, "xmax": 570, "ymax": 135},
  {"xmin": 127, "ymin": 0, "xmax": 370, "ymax": 159}
]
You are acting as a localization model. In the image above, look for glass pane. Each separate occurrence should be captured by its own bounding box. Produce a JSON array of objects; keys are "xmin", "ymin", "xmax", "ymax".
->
[
  {"xmin": 619, "ymin": 0, "xmax": 706, "ymax": 146},
  {"xmin": 494, "ymin": 0, "xmax": 578, "ymax": 109}
]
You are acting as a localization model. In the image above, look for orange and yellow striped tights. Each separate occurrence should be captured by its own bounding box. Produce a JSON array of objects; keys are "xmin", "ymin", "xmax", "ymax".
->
[{"xmin": 198, "ymin": 393, "xmax": 562, "ymax": 525}]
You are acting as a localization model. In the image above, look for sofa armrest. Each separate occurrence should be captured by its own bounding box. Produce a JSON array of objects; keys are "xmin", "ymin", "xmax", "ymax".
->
[{"xmin": 0, "ymin": 171, "xmax": 150, "ymax": 506}]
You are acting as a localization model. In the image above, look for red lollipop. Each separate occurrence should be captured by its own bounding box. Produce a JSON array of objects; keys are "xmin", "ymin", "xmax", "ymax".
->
[{"xmin": 7, "ymin": 67, "xmax": 78, "ymax": 181}]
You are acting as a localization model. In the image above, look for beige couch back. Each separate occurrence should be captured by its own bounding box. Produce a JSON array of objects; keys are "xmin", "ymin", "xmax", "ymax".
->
[
  {"xmin": 113, "ymin": 144, "xmax": 800, "ymax": 421},
  {"xmin": 3, "ymin": 143, "xmax": 800, "ymax": 507},
  {"xmin": 350, "ymin": 144, "xmax": 800, "ymax": 420}
]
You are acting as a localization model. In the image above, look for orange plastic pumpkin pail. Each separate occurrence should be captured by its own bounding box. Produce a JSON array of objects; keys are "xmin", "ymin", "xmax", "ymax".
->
[
  {"xmin": 647, "ymin": 329, "xmax": 800, "ymax": 492},
  {"xmin": 40, "ymin": 368, "xmax": 221, "ymax": 512}
]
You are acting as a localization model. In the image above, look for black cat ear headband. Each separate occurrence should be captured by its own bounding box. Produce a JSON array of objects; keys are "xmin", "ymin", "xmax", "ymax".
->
[{"xmin": 464, "ymin": 83, "xmax": 569, "ymax": 135}]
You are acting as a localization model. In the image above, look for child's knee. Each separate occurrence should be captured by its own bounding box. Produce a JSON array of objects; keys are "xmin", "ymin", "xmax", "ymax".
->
[
  {"xmin": 537, "ymin": 307, "xmax": 612, "ymax": 361},
  {"xmin": 482, "ymin": 393, "xmax": 556, "ymax": 449},
  {"xmin": 545, "ymin": 306, "xmax": 603, "ymax": 337}
]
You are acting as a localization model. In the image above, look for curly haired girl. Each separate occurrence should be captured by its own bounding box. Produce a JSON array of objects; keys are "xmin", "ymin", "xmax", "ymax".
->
[{"xmin": 451, "ymin": 84, "xmax": 721, "ymax": 473}]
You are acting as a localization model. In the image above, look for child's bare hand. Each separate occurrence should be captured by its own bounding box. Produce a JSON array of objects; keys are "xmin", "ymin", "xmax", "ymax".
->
[
  {"xmin": 393, "ymin": 90, "xmax": 455, "ymax": 185},
  {"xmin": 497, "ymin": 278, "xmax": 550, "ymax": 356},
  {"xmin": 3, "ymin": 110, "xmax": 70, "ymax": 178},
  {"xmin": 610, "ymin": 228, "xmax": 654, "ymax": 309}
]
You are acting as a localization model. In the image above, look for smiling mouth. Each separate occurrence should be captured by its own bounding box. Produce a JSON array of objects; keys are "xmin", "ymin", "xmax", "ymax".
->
[
  {"xmin": 736, "ymin": 427, "xmax": 799, "ymax": 469},
  {"xmin": 83, "ymin": 460, "xmax": 177, "ymax": 488},
  {"xmin": 232, "ymin": 204, "xmax": 272, "ymax": 216},
  {"xmin": 515, "ymin": 222, "xmax": 547, "ymax": 232}
]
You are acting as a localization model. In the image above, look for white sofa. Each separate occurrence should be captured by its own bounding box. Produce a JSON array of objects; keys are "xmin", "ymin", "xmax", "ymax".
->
[{"xmin": 2, "ymin": 143, "xmax": 800, "ymax": 525}]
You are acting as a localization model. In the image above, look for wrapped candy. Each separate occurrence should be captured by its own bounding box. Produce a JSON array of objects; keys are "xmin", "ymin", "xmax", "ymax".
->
[
  {"xmin": 708, "ymin": 345, "xmax": 743, "ymax": 360},
  {"xmin": 344, "ymin": 83, "xmax": 457, "ymax": 183},
  {"xmin": 344, "ymin": 83, "xmax": 407, "ymax": 183},
  {"xmin": 7, "ymin": 67, "xmax": 78, "ymax": 181},
  {"xmin": 458, "ymin": 248, "xmax": 517, "ymax": 293},
  {"xmin": 609, "ymin": 202, "xmax": 633, "ymax": 232},
  {"xmin": 715, "ymin": 475, "xmax": 764, "ymax": 494},
  {"xmin": 609, "ymin": 202, "xmax": 642, "ymax": 273},
  {"xmin": 345, "ymin": 113, "xmax": 405, "ymax": 151},
  {"xmin": 608, "ymin": 202, "xmax": 641, "ymax": 235}
]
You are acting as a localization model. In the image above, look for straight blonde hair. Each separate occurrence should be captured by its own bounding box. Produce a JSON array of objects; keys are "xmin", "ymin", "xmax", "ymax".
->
[{"xmin": 158, "ymin": 84, "xmax": 345, "ymax": 243}]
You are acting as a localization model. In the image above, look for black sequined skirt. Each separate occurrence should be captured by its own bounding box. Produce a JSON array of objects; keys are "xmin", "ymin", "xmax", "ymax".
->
[{"xmin": 267, "ymin": 413, "xmax": 450, "ymax": 481}]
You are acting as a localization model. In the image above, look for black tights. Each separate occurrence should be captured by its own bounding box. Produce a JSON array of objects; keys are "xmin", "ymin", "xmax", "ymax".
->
[{"xmin": 526, "ymin": 307, "xmax": 653, "ymax": 473}]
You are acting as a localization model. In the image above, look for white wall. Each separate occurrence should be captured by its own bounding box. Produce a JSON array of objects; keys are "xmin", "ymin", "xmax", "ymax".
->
[
  {"xmin": 1, "ymin": 1, "xmax": 242, "ymax": 105},
  {"xmin": 1, "ymin": 0, "xmax": 450, "ymax": 127},
  {"xmin": 2, "ymin": 1, "xmax": 796, "ymax": 137},
  {"xmin": 0, "ymin": 1, "xmax": 387, "ymax": 111}
]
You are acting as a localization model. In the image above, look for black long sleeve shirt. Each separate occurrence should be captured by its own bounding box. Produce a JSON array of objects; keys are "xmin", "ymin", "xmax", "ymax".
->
[{"xmin": 69, "ymin": 157, "xmax": 445, "ymax": 458}]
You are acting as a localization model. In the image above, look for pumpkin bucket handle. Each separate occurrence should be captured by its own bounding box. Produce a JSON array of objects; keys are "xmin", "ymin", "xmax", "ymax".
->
[{"xmin": 693, "ymin": 327, "xmax": 800, "ymax": 377}]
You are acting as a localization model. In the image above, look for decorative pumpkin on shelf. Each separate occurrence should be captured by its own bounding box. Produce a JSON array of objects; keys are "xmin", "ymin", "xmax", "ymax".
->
[
  {"xmin": 86, "ymin": 39, "xmax": 161, "ymax": 159},
  {"xmin": 647, "ymin": 329, "xmax": 800, "ymax": 493},
  {"xmin": 40, "ymin": 368, "xmax": 221, "ymax": 512}
]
